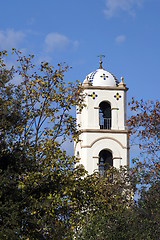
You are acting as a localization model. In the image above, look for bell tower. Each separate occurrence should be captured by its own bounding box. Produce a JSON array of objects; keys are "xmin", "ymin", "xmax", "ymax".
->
[{"xmin": 75, "ymin": 59, "xmax": 129, "ymax": 175}]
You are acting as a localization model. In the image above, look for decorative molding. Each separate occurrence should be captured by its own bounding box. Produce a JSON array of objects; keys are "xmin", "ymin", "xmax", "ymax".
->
[
  {"xmin": 88, "ymin": 92, "xmax": 98, "ymax": 100},
  {"xmin": 114, "ymin": 92, "xmax": 122, "ymax": 100},
  {"xmin": 81, "ymin": 136, "xmax": 127, "ymax": 149},
  {"xmin": 83, "ymin": 85, "xmax": 128, "ymax": 91},
  {"xmin": 100, "ymin": 73, "xmax": 109, "ymax": 80},
  {"xmin": 80, "ymin": 129, "xmax": 129, "ymax": 134}
]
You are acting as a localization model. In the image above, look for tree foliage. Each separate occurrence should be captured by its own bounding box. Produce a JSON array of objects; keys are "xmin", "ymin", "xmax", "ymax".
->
[
  {"xmin": 128, "ymin": 98, "xmax": 159, "ymax": 198},
  {"xmin": 76, "ymin": 98, "xmax": 160, "ymax": 240},
  {"xmin": 128, "ymin": 98, "xmax": 160, "ymax": 240},
  {"xmin": 0, "ymin": 50, "xmax": 159, "ymax": 239},
  {"xmin": 128, "ymin": 98, "xmax": 159, "ymax": 163},
  {"xmin": 0, "ymin": 49, "xmax": 86, "ymax": 239}
]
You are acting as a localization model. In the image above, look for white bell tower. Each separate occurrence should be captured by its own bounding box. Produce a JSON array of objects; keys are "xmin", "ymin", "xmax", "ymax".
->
[{"xmin": 75, "ymin": 58, "xmax": 129, "ymax": 175}]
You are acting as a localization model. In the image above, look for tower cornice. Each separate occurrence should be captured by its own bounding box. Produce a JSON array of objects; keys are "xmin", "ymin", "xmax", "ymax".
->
[
  {"xmin": 79, "ymin": 129, "xmax": 129, "ymax": 134},
  {"xmin": 83, "ymin": 85, "xmax": 129, "ymax": 91}
]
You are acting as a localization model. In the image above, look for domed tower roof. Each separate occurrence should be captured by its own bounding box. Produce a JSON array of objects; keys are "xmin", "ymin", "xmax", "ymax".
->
[
  {"xmin": 86, "ymin": 68, "xmax": 119, "ymax": 87},
  {"xmin": 83, "ymin": 58, "xmax": 119, "ymax": 87}
]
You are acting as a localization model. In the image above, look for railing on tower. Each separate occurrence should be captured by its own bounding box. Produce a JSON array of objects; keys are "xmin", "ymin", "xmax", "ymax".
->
[
  {"xmin": 100, "ymin": 118, "xmax": 111, "ymax": 129},
  {"xmin": 99, "ymin": 101, "xmax": 111, "ymax": 130}
]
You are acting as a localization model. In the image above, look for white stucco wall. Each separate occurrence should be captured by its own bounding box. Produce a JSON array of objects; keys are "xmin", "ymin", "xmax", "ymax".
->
[
  {"xmin": 78, "ymin": 87, "xmax": 126, "ymax": 131},
  {"xmin": 75, "ymin": 85, "xmax": 129, "ymax": 175}
]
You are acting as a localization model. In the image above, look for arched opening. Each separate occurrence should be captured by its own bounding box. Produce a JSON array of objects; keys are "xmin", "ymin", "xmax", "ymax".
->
[
  {"xmin": 99, "ymin": 101, "xmax": 111, "ymax": 129},
  {"xmin": 99, "ymin": 149, "xmax": 113, "ymax": 175}
]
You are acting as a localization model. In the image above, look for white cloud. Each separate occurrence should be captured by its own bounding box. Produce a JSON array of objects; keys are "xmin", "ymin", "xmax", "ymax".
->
[
  {"xmin": 115, "ymin": 34, "xmax": 126, "ymax": 44},
  {"xmin": 0, "ymin": 29, "xmax": 25, "ymax": 50},
  {"xmin": 44, "ymin": 32, "xmax": 79, "ymax": 53},
  {"xmin": 45, "ymin": 32, "xmax": 70, "ymax": 52},
  {"xmin": 104, "ymin": 0, "xmax": 143, "ymax": 18}
]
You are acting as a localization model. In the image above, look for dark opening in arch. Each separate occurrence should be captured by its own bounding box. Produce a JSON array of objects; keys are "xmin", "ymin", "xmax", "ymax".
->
[
  {"xmin": 99, "ymin": 101, "xmax": 111, "ymax": 129},
  {"xmin": 99, "ymin": 149, "xmax": 113, "ymax": 175}
]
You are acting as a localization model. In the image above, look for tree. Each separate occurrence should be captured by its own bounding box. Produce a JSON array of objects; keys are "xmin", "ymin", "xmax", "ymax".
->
[
  {"xmin": 127, "ymin": 98, "xmax": 160, "ymax": 240},
  {"xmin": 75, "ymin": 167, "xmax": 134, "ymax": 240},
  {"xmin": 76, "ymin": 98, "xmax": 160, "ymax": 240},
  {"xmin": 1, "ymin": 50, "xmax": 159, "ymax": 239},
  {"xmin": 0, "ymin": 49, "xmax": 87, "ymax": 239},
  {"xmin": 0, "ymin": 50, "xmax": 26, "ymax": 240},
  {"xmin": 128, "ymin": 98, "xmax": 160, "ymax": 186}
]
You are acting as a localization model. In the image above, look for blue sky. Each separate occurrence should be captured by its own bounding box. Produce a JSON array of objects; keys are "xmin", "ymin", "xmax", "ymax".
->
[{"xmin": 0, "ymin": 0, "xmax": 159, "ymax": 101}]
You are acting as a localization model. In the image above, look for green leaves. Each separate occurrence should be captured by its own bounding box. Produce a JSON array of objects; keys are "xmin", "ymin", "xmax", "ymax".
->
[
  {"xmin": 0, "ymin": 49, "xmax": 86, "ymax": 239},
  {"xmin": 1, "ymin": 50, "xmax": 159, "ymax": 239}
]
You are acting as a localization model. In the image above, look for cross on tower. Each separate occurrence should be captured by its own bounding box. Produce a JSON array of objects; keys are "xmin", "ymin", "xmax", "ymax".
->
[
  {"xmin": 114, "ymin": 92, "xmax": 122, "ymax": 100},
  {"xmin": 88, "ymin": 92, "xmax": 98, "ymax": 100},
  {"xmin": 100, "ymin": 73, "xmax": 109, "ymax": 80},
  {"xmin": 98, "ymin": 55, "xmax": 105, "ymax": 69}
]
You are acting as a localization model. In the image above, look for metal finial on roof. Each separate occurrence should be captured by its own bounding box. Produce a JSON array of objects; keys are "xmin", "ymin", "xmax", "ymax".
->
[{"xmin": 98, "ymin": 55, "xmax": 105, "ymax": 69}]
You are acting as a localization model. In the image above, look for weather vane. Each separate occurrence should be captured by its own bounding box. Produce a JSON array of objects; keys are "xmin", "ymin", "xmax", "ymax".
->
[{"xmin": 98, "ymin": 55, "xmax": 105, "ymax": 69}]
